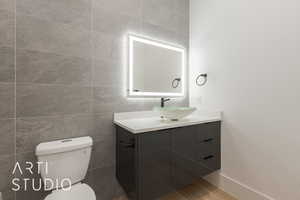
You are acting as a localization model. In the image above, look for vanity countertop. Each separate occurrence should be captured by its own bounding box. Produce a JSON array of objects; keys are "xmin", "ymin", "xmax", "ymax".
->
[{"xmin": 114, "ymin": 110, "xmax": 222, "ymax": 134}]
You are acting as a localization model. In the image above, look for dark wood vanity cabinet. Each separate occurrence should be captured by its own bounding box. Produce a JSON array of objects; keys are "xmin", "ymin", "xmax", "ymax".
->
[{"xmin": 116, "ymin": 122, "xmax": 221, "ymax": 200}]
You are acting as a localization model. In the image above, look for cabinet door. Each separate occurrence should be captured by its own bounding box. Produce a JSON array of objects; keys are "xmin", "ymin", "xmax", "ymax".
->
[
  {"xmin": 116, "ymin": 127, "xmax": 137, "ymax": 199},
  {"xmin": 171, "ymin": 126, "xmax": 200, "ymax": 189},
  {"xmin": 138, "ymin": 130, "xmax": 173, "ymax": 200}
]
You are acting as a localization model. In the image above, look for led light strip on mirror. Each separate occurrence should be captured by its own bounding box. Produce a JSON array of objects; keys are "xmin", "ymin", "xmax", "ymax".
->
[{"xmin": 128, "ymin": 33, "xmax": 186, "ymax": 98}]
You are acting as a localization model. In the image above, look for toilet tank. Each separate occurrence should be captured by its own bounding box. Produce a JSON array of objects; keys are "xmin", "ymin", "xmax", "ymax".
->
[{"xmin": 36, "ymin": 137, "xmax": 93, "ymax": 190}]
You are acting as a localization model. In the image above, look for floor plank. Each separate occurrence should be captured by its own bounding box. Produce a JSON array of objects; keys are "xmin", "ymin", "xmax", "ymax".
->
[{"xmin": 114, "ymin": 179, "xmax": 238, "ymax": 200}]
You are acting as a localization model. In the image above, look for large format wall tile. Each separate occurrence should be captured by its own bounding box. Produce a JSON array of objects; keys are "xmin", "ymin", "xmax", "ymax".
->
[
  {"xmin": 63, "ymin": 113, "xmax": 115, "ymax": 143},
  {"xmin": 0, "ymin": 0, "xmax": 15, "ymax": 12},
  {"xmin": 63, "ymin": 114, "xmax": 94, "ymax": 139},
  {"xmin": 15, "ymin": 187, "xmax": 47, "ymax": 200},
  {"xmin": 15, "ymin": 152, "xmax": 49, "ymax": 200},
  {"xmin": 141, "ymin": 0, "xmax": 189, "ymax": 35},
  {"xmin": 17, "ymin": 0, "xmax": 91, "ymax": 30},
  {"xmin": 85, "ymin": 166, "xmax": 121, "ymax": 200},
  {"xmin": 110, "ymin": 36, "xmax": 125, "ymax": 62},
  {"xmin": 92, "ymin": 31, "xmax": 126, "ymax": 62},
  {"xmin": 16, "ymin": 116, "xmax": 65, "ymax": 153},
  {"xmin": 92, "ymin": 31, "xmax": 115, "ymax": 61},
  {"xmin": 141, "ymin": 22, "xmax": 179, "ymax": 44},
  {"xmin": 16, "ymin": 84, "xmax": 65, "ymax": 117},
  {"xmin": 1, "ymin": 190, "xmax": 14, "ymax": 200},
  {"xmin": 141, "ymin": 0, "xmax": 174, "ymax": 30},
  {"xmin": 93, "ymin": 0, "xmax": 141, "ymax": 18},
  {"xmin": 173, "ymin": 14, "xmax": 189, "ymax": 37},
  {"xmin": 92, "ymin": 86, "xmax": 123, "ymax": 114},
  {"xmin": 0, "ymin": 46, "xmax": 14, "ymax": 83},
  {"xmin": 0, "ymin": 83, "xmax": 14, "ymax": 119},
  {"xmin": 63, "ymin": 114, "xmax": 114, "ymax": 143},
  {"xmin": 17, "ymin": 15, "xmax": 91, "ymax": 58},
  {"xmin": 93, "ymin": 8, "xmax": 141, "ymax": 37},
  {"xmin": 0, "ymin": 154, "xmax": 15, "ymax": 200},
  {"xmin": 90, "ymin": 139, "xmax": 115, "ymax": 170},
  {"xmin": 16, "ymin": 49, "xmax": 92, "ymax": 85},
  {"xmin": 93, "ymin": 58, "xmax": 122, "ymax": 87},
  {"xmin": 0, "ymin": 10, "xmax": 14, "ymax": 47},
  {"xmin": 0, "ymin": 2, "xmax": 15, "ymax": 200},
  {"xmin": 62, "ymin": 86, "xmax": 92, "ymax": 114},
  {"xmin": 16, "ymin": 84, "xmax": 92, "ymax": 117},
  {"xmin": 92, "ymin": 114, "xmax": 114, "ymax": 142},
  {"xmin": 173, "ymin": 0, "xmax": 189, "ymax": 19},
  {"xmin": 0, "ymin": 119, "xmax": 14, "ymax": 156}
]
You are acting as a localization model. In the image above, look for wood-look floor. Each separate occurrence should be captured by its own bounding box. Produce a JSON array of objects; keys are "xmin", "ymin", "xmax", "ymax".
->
[{"xmin": 114, "ymin": 179, "xmax": 238, "ymax": 200}]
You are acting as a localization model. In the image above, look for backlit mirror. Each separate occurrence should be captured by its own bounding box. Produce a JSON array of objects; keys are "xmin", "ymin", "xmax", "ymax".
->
[{"xmin": 128, "ymin": 34, "xmax": 185, "ymax": 97}]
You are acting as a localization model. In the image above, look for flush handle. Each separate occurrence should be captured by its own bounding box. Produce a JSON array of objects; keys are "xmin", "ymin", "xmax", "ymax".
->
[
  {"xmin": 61, "ymin": 139, "xmax": 73, "ymax": 143},
  {"xmin": 203, "ymin": 155, "xmax": 214, "ymax": 160},
  {"xmin": 120, "ymin": 141, "xmax": 135, "ymax": 148},
  {"xmin": 203, "ymin": 138, "xmax": 213, "ymax": 143}
]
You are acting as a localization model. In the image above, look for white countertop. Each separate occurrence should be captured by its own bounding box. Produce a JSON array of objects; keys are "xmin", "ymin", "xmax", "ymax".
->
[{"xmin": 114, "ymin": 110, "xmax": 222, "ymax": 134}]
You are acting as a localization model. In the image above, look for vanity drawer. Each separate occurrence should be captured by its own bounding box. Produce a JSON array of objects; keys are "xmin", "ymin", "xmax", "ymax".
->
[
  {"xmin": 195, "ymin": 122, "xmax": 221, "ymax": 171},
  {"xmin": 196, "ymin": 136, "xmax": 219, "ymax": 157},
  {"xmin": 196, "ymin": 137, "xmax": 221, "ymax": 171},
  {"xmin": 172, "ymin": 151, "xmax": 219, "ymax": 188},
  {"xmin": 196, "ymin": 153, "xmax": 220, "ymax": 172},
  {"xmin": 195, "ymin": 121, "xmax": 221, "ymax": 143}
]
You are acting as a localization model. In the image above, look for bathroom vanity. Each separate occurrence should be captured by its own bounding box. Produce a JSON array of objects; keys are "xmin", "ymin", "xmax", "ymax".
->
[{"xmin": 114, "ymin": 111, "xmax": 221, "ymax": 200}]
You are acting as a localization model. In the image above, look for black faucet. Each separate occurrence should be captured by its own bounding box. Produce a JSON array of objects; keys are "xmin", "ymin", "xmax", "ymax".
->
[{"xmin": 161, "ymin": 98, "xmax": 170, "ymax": 107}]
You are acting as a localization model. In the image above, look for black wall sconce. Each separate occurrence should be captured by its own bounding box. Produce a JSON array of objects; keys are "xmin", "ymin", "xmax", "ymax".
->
[{"xmin": 196, "ymin": 74, "xmax": 208, "ymax": 86}]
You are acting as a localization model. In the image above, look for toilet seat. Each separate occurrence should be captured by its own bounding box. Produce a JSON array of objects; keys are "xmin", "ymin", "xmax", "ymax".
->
[{"xmin": 44, "ymin": 183, "xmax": 96, "ymax": 200}]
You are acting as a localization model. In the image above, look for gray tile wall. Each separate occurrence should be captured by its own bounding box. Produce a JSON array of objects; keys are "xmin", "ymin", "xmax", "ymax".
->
[
  {"xmin": 0, "ymin": 0, "xmax": 15, "ymax": 199},
  {"xmin": 0, "ymin": 0, "xmax": 189, "ymax": 199}
]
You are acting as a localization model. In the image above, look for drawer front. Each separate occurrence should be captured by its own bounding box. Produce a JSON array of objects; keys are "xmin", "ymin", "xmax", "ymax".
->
[
  {"xmin": 195, "ymin": 122, "xmax": 221, "ymax": 171},
  {"xmin": 171, "ymin": 122, "xmax": 221, "ymax": 188},
  {"xmin": 196, "ymin": 135, "xmax": 219, "ymax": 158},
  {"xmin": 196, "ymin": 153, "xmax": 220, "ymax": 172},
  {"xmin": 172, "ymin": 153, "xmax": 213, "ymax": 188},
  {"xmin": 195, "ymin": 121, "xmax": 221, "ymax": 142}
]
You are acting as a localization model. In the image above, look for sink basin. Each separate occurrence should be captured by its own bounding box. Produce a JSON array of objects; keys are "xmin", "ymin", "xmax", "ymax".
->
[{"xmin": 154, "ymin": 106, "xmax": 197, "ymax": 121}]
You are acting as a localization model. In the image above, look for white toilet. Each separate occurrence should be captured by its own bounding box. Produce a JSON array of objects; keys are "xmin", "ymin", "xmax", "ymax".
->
[{"xmin": 35, "ymin": 136, "xmax": 96, "ymax": 200}]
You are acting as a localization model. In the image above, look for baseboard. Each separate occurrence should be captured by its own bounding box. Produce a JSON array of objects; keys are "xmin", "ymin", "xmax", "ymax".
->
[{"xmin": 204, "ymin": 172, "xmax": 276, "ymax": 200}]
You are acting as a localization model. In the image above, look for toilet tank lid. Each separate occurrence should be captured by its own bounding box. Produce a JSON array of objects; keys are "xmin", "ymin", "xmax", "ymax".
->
[{"xmin": 36, "ymin": 136, "xmax": 93, "ymax": 156}]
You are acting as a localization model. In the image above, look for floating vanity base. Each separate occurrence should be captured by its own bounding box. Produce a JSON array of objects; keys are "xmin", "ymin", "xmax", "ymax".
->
[{"xmin": 114, "ymin": 111, "xmax": 222, "ymax": 200}]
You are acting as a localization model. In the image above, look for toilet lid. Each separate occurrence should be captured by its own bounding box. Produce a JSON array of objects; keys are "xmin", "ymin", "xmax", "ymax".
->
[{"xmin": 45, "ymin": 183, "xmax": 96, "ymax": 200}]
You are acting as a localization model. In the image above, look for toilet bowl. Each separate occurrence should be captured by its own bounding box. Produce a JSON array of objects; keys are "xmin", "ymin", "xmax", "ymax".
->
[{"xmin": 36, "ymin": 136, "xmax": 96, "ymax": 200}]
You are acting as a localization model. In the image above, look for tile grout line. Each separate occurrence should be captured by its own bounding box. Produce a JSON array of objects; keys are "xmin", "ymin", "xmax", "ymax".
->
[
  {"xmin": 90, "ymin": 0, "xmax": 94, "ymax": 116},
  {"xmin": 14, "ymin": 0, "xmax": 17, "ymax": 199}
]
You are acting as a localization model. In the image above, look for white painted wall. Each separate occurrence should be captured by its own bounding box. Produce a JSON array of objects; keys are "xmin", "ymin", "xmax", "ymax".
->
[{"xmin": 190, "ymin": 0, "xmax": 300, "ymax": 199}]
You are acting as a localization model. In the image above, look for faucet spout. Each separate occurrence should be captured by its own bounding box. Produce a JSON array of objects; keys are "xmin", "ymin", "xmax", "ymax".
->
[{"xmin": 161, "ymin": 98, "xmax": 170, "ymax": 107}]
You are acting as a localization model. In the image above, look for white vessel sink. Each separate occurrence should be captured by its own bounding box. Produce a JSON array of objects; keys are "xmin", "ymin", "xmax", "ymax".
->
[{"xmin": 154, "ymin": 106, "xmax": 197, "ymax": 121}]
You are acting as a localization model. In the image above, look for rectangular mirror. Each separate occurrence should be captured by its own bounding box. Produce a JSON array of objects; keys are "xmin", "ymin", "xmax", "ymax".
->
[{"xmin": 128, "ymin": 34, "xmax": 186, "ymax": 97}]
